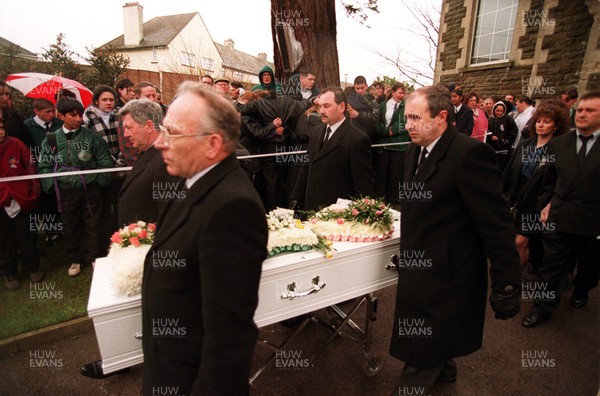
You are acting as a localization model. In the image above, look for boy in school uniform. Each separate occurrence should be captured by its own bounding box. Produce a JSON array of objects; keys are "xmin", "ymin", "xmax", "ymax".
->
[{"xmin": 37, "ymin": 98, "xmax": 114, "ymax": 276}]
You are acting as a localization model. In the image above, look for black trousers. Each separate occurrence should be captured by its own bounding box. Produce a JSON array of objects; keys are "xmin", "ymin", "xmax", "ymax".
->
[
  {"xmin": 59, "ymin": 183, "xmax": 103, "ymax": 266},
  {"xmin": 99, "ymin": 176, "xmax": 124, "ymax": 252},
  {"xmin": 373, "ymin": 150, "xmax": 405, "ymax": 204},
  {"xmin": 534, "ymin": 231, "xmax": 600, "ymax": 313},
  {"xmin": 0, "ymin": 209, "xmax": 40, "ymax": 276}
]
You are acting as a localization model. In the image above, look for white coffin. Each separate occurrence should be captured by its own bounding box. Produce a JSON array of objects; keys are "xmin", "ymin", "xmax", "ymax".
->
[{"xmin": 87, "ymin": 221, "xmax": 400, "ymax": 374}]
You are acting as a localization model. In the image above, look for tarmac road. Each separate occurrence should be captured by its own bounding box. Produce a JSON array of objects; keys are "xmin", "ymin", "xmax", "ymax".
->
[{"xmin": 0, "ymin": 283, "xmax": 598, "ymax": 396}]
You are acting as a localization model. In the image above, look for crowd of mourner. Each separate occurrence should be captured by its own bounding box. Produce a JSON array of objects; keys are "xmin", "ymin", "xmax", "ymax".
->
[{"xmin": 0, "ymin": 63, "xmax": 598, "ymax": 393}]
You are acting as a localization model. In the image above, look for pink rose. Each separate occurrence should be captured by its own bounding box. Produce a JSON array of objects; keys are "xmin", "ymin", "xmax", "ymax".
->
[
  {"xmin": 336, "ymin": 218, "xmax": 344, "ymax": 224},
  {"xmin": 352, "ymin": 209, "xmax": 359, "ymax": 216},
  {"xmin": 138, "ymin": 229, "xmax": 148, "ymax": 239},
  {"xmin": 147, "ymin": 223, "xmax": 157, "ymax": 232},
  {"xmin": 376, "ymin": 210, "xmax": 383, "ymax": 216},
  {"xmin": 310, "ymin": 218, "xmax": 318, "ymax": 224},
  {"xmin": 129, "ymin": 237, "xmax": 141, "ymax": 247},
  {"xmin": 111, "ymin": 232, "xmax": 122, "ymax": 244},
  {"xmin": 128, "ymin": 223, "xmax": 138, "ymax": 230}
]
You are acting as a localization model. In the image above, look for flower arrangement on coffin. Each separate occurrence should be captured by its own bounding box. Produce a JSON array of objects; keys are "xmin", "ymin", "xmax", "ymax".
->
[
  {"xmin": 108, "ymin": 221, "xmax": 156, "ymax": 296},
  {"xmin": 307, "ymin": 197, "xmax": 394, "ymax": 242},
  {"xmin": 267, "ymin": 208, "xmax": 333, "ymax": 258}
]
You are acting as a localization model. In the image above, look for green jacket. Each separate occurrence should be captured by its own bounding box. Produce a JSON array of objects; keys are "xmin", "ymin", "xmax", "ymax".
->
[
  {"xmin": 37, "ymin": 126, "xmax": 114, "ymax": 192},
  {"xmin": 251, "ymin": 65, "xmax": 282, "ymax": 94},
  {"xmin": 373, "ymin": 99, "xmax": 409, "ymax": 153}
]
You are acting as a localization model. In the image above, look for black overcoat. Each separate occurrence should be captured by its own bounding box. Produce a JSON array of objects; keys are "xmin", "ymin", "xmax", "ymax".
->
[
  {"xmin": 141, "ymin": 154, "xmax": 268, "ymax": 395},
  {"xmin": 390, "ymin": 126, "xmax": 520, "ymax": 368}
]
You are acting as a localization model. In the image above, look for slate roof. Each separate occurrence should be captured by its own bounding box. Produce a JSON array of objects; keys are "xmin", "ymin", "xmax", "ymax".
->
[
  {"xmin": 0, "ymin": 37, "xmax": 38, "ymax": 60},
  {"xmin": 100, "ymin": 13, "xmax": 197, "ymax": 50},
  {"xmin": 215, "ymin": 43, "xmax": 274, "ymax": 75}
]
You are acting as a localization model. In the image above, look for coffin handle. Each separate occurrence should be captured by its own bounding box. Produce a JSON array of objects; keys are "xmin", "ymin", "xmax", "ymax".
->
[
  {"xmin": 134, "ymin": 332, "xmax": 143, "ymax": 340},
  {"xmin": 385, "ymin": 254, "xmax": 399, "ymax": 271},
  {"xmin": 280, "ymin": 276, "xmax": 326, "ymax": 300}
]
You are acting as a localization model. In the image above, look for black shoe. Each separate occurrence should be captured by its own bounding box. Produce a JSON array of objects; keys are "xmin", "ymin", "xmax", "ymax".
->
[
  {"xmin": 570, "ymin": 294, "xmax": 588, "ymax": 309},
  {"xmin": 437, "ymin": 368, "xmax": 457, "ymax": 383},
  {"xmin": 4, "ymin": 275, "xmax": 20, "ymax": 291},
  {"xmin": 80, "ymin": 360, "xmax": 129, "ymax": 379},
  {"xmin": 522, "ymin": 311, "xmax": 551, "ymax": 328}
]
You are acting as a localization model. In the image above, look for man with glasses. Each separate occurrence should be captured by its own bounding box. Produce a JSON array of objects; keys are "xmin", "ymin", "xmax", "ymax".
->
[{"xmin": 141, "ymin": 82, "xmax": 267, "ymax": 396}]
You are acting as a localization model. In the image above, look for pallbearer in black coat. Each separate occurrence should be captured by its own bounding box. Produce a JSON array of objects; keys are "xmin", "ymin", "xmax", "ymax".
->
[
  {"xmin": 291, "ymin": 87, "xmax": 373, "ymax": 211},
  {"xmin": 142, "ymin": 82, "xmax": 268, "ymax": 396},
  {"xmin": 389, "ymin": 86, "xmax": 521, "ymax": 395},
  {"xmin": 81, "ymin": 99, "xmax": 182, "ymax": 380},
  {"xmin": 117, "ymin": 99, "xmax": 181, "ymax": 226}
]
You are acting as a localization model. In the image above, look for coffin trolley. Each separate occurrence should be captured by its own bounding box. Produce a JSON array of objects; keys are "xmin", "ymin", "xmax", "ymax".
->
[{"xmin": 87, "ymin": 220, "xmax": 400, "ymax": 378}]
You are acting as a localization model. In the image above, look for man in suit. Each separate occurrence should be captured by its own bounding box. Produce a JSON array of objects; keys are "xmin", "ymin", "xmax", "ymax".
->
[
  {"xmin": 389, "ymin": 86, "xmax": 521, "ymax": 395},
  {"xmin": 291, "ymin": 86, "xmax": 374, "ymax": 211},
  {"xmin": 142, "ymin": 82, "xmax": 268, "ymax": 395},
  {"xmin": 450, "ymin": 89, "xmax": 474, "ymax": 136},
  {"xmin": 117, "ymin": 99, "xmax": 180, "ymax": 225},
  {"xmin": 81, "ymin": 99, "xmax": 180, "ymax": 380},
  {"xmin": 522, "ymin": 91, "xmax": 600, "ymax": 328}
]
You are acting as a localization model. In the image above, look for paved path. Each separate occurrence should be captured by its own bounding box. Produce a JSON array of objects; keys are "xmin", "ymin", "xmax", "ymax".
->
[{"xmin": 0, "ymin": 285, "xmax": 598, "ymax": 396}]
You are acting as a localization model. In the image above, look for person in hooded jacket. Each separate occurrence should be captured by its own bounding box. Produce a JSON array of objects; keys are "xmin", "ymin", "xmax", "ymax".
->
[
  {"xmin": 240, "ymin": 90, "xmax": 307, "ymax": 210},
  {"xmin": 487, "ymin": 100, "xmax": 518, "ymax": 171},
  {"xmin": 251, "ymin": 65, "xmax": 282, "ymax": 94}
]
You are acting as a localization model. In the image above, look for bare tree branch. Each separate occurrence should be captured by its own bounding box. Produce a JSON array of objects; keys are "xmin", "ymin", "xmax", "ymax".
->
[{"xmin": 368, "ymin": 0, "xmax": 440, "ymax": 87}]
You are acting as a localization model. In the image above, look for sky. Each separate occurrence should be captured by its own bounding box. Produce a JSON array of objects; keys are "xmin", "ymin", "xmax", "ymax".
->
[{"xmin": 0, "ymin": 0, "xmax": 440, "ymax": 86}]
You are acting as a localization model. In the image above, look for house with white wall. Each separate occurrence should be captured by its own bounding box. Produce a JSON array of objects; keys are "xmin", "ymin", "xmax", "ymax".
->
[{"xmin": 101, "ymin": 2, "xmax": 273, "ymax": 86}]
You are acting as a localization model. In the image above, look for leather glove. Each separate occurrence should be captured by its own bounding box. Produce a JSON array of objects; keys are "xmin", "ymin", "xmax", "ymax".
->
[
  {"xmin": 288, "ymin": 200, "xmax": 298, "ymax": 210},
  {"xmin": 490, "ymin": 285, "xmax": 520, "ymax": 320}
]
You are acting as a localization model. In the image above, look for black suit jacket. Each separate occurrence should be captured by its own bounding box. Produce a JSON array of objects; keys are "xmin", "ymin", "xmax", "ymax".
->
[
  {"xmin": 539, "ymin": 131, "xmax": 600, "ymax": 236},
  {"xmin": 453, "ymin": 105, "xmax": 474, "ymax": 136},
  {"xmin": 390, "ymin": 126, "xmax": 520, "ymax": 368},
  {"xmin": 291, "ymin": 118, "xmax": 374, "ymax": 211},
  {"xmin": 141, "ymin": 154, "xmax": 268, "ymax": 395},
  {"xmin": 117, "ymin": 146, "xmax": 181, "ymax": 226}
]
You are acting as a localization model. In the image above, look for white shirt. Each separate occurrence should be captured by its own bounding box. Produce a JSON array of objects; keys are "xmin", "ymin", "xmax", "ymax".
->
[
  {"xmin": 301, "ymin": 88, "xmax": 312, "ymax": 99},
  {"xmin": 325, "ymin": 118, "xmax": 345, "ymax": 140},
  {"xmin": 454, "ymin": 104, "xmax": 462, "ymax": 113},
  {"xmin": 576, "ymin": 130, "xmax": 599, "ymax": 155},
  {"xmin": 33, "ymin": 115, "xmax": 48, "ymax": 128},
  {"xmin": 385, "ymin": 99, "xmax": 401, "ymax": 126},
  {"xmin": 513, "ymin": 105, "xmax": 535, "ymax": 149},
  {"xmin": 186, "ymin": 162, "xmax": 219, "ymax": 189},
  {"xmin": 422, "ymin": 134, "xmax": 443, "ymax": 160}
]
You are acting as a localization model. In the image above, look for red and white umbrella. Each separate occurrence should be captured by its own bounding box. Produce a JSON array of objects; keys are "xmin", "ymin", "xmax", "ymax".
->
[{"xmin": 5, "ymin": 72, "xmax": 93, "ymax": 107}]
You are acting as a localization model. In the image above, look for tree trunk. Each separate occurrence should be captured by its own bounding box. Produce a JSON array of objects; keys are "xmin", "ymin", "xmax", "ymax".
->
[{"xmin": 270, "ymin": 0, "xmax": 340, "ymax": 88}]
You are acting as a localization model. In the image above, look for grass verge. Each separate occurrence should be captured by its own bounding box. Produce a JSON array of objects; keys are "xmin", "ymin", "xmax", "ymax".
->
[{"xmin": 0, "ymin": 236, "xmax": 93, "ymax": 340}]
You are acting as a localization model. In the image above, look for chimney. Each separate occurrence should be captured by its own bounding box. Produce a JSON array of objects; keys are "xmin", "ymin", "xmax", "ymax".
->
[
  {"xmin": 224, "ymin": 39, "xmax": 234, "ymax": 49},
  {"xmin": 257, "ymin": 52, "xmax": 267, "ymax": 61},
  {"xmin": 123, "ymin": 2, "xmax": 144, "ymax": 46}
]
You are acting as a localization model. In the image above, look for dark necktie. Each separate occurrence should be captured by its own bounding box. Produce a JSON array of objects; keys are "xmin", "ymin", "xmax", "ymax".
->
[
  {"xmin": 44, "ymin": 122, "xmax": 50, "ymax": 131},
  {"xmin": 577, "ymin": 135, "xmax": 593, "ymax": 167},
  {"xmin": 324, "ymin": 126, "xmax": 332, "ymax": 143},
  {"xmin": 418, "ymin": 147, "xmax": 428, "ymax": 167},
  {"xmin": 393, "ymin": 102, "xmax": 398, "ymax": 115}
]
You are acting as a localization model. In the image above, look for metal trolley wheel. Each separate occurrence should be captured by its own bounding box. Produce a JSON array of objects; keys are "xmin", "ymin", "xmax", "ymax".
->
[{"xmin": 362, "ymin": 355, "xmax": 383, "ymax": 377}]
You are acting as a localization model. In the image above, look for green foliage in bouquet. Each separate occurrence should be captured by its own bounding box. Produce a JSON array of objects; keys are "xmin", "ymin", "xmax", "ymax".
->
[{"xmin": 308, "ymin": 197, "xmax": 394, "ymax": 233}]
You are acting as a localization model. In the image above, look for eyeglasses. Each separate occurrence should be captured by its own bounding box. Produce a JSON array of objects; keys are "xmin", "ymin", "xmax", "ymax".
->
[{"xmin": 159, "ymin": 126, "xmax": 214, "ymax": 147}]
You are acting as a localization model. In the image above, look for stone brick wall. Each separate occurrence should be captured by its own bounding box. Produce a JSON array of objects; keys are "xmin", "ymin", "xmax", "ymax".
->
[
  {"xmin": 518, "ymin": 0, "xmax": 545, "ymax": 60},
  {"xmin": 439, "ymin": 0, "xmax": 467, "ymax": 71},
  {"xmin": 437, "ymin": 0, "xmax": 595, "ymax": 99},
  {"xmin": 536, "ymin": 0, "xmax": 594, "ymax": 93}
]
